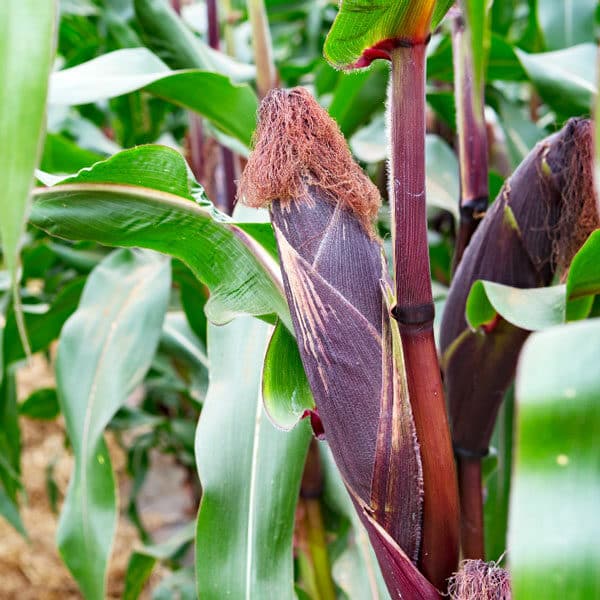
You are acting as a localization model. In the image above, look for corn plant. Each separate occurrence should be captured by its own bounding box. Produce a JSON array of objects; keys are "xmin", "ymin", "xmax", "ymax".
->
[{"xmin": 1, "ymin": 0, "xmax": 599, "ymax": 599}]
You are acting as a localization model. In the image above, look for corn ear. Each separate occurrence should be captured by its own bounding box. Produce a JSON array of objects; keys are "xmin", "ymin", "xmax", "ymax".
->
[
  {"xmin": 441, "ymin": 118, "xmax": 598, "ymax": 456},
  {"xmin": 240, "ymin": 88, "xmax": 439, "ymax": 597}
]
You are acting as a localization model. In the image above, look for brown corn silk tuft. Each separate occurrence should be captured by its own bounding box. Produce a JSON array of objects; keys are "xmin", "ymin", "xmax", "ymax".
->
[
  {"xmin": 238, "ymin": 87, "xmax": 380, "ymax": 233},
  {"xmin": 241, "ymin": 88, "xmax": 433, "ymax": 598},
  {"xmin": 441, "ymin": 118, "xmax": 599, "ymax": 458},
  {"xmin": 448, "ymin": 560, "xmax": 511, "ymax": 600}
]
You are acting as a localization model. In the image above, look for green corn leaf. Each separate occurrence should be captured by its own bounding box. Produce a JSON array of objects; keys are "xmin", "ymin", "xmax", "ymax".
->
[
  {"xmin": 466, "ymin": 281, "xmax": 567, "ymax": 331},
  {"xmin": 511, "ymin": 318, "xmax": 600, "ymax": 599},
  {"xmin": 3, "ymin": 278, "xmax": 85, "ymax": 365},
  {"xmin": 537, "ymin": 0, "xmax": 597, "ymax": 50},
  {"xmin": 56, "ymin": 248, "xmax": 170, "ymax": 600},
  {"xmin": 516, "ymin": 44, "xmax": 597, "ymax": 117},
  {"xmin": 324, "ymin": 0, "xmax": 454, "ymax": 69},
  {"xmin": 134, "ymin": 0, "xmax": 255, "ymax": 80},
  {"xmin": 19, "ymin": 388, "xmax": 60, "ymax": 421},
  {"xmin": 262, "ymin": 321, "xmax": 315, "ymax": 430},
  {"xmin": 48, "ymin": 48, "xmax": 258, "ymax": 147},
  {"xmin": 465, "ymin": 230, "xmax": 600, "ymax": 330},
  {"xmin": 195, "ymin": 317, "xmax": 311, "ymax": 599},
  {"xmin": 29, "ymin": 146, "xmax": 290, "ymax": 328},
  {"xmin": 321, "ymin": 447, "xmax": 390, "ymax": 599},
  {"xmin": 0, "ymin": 0, "xmax": 57, "ymax": 350},
  {"xmin": 0, "ymin": 482, "xmax": 26, "ymax": 538}
]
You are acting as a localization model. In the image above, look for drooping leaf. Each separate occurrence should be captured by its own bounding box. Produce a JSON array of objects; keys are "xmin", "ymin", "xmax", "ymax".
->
[
  {"xmin": 466, "ymin": 281, "xmax": 567, "ymax": 331},
  {"xmin": 195, "ymin": 317, "xmax": 311, "ymax": 599},
  {"xmin": 324, "ymin": 0, "xmax": 454, "ymax": 69},
  {"xmin": 29, "ymin": 146, "xmax": 290, "ymax": 328},
  {"xmin": 510, "ymin": 318, "xmax": 600, "ymax": 599},
  {"xmin": 0, "ymin": 0, "xmax": 57, "ymax": 349},
  {"xmin": 56, "ymin": 248, "xmax": 170, "ymax": 600},
  {"xmin": 516, "ymin": 44, "xmax": 597, "ymax": 117},
  {"xmin": 48, "ymin": 48, "xmax": 258, "ymax": 146}
]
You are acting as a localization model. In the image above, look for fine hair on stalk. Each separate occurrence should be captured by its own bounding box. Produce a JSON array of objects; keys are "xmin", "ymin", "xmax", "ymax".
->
[{"xmin": 238, "ymin": 87, "xmax": 380, "ymax": 233}]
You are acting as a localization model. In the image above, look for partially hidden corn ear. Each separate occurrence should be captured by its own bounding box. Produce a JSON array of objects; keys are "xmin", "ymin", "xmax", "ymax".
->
[
  {"xmin": 441, "ymin": 118, "xmax": 599, "ymax": 457},
  {"xmin": 240, "ymin": 88, "xmax": 439, "ymax": 598}
]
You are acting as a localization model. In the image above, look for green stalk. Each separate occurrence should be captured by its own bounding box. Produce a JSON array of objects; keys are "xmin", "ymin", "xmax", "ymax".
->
[
  {"xmin": 389, "ymin": 43, "xmax": 459, "ymax": 590},
  {"xmin": 247, "ymin": 0, "xmax": 277, "ymax": 98}
]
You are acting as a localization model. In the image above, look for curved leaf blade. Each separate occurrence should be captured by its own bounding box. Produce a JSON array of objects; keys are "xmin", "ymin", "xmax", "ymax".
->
[
  {"xmin": 56, "ymin": 249, "xmax": 170, "ymax": 600},
  {"xmin": 195, "ymin": 318, "xmax": 311, "ymax": 599},
  {"xmin": 29, "ymin": 146, "xmax": 290, "ymax": 328},
  {"xmin": 48, "ymin": 48, "xmax": 258, "ymax": 146}
]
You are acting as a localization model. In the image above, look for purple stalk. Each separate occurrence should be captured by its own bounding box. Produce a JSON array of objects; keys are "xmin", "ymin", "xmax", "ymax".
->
[{"xmin": 389, "ymin": 43, "xmax": 460, "ymax": 590}]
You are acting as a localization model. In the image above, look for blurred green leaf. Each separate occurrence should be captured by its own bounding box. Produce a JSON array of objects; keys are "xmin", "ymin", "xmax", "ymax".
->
[
  {"xmin": 463, "ymin": 0, "xmax": 491, "ymax": 98},
  {"xmin": 484, "ymin": 388, "xmax": 514, "ymax": 562},
  {"xmin": 3, "ymin": 278, "xmax": 85, "ymax": 365},
  {"xmin": 328, "ymin": 64, "xmax": 388, "ymax": 137},
  {"xmin": 350, "ymin": 120, "xmax": 459, "ymax": 219},
  {"xmin": 134, "ymin": 0, "xmax": 256, "ymax": 81},
  {"xmin": 195, "ymin": 317, "xmax": 311, "ymax": 599},
  {"xmin": 537, "ymin": 0, "xmax": 596, "ymax": 50},
  {"xmin": 511, "ymin": 318, "xmax": 600, "ymax": 599},
  {"xmin": 567, "ymin": 230, "xmax": 600, "ymax": 320},
  {"xmin": 123, "ymin": 552, "xmax": 157, "ymax": 600},
  {"xmin": 55, "ymin": 248, "xmax": 170, "ymax": 600},
  {"xmin": 49, "ymin": 48, "xmax": 258, "ymax": 146},
  {"xmin": 41, "ymin": 134, "xmax": 104, "ymax": 175},
  {"xmin": 19, "ymin": 388, "xmax": 60, "ymax": 421},
  {"xmin": 321, "ymin": 446, "xmax": 389, "ymax": 600},
  {"xmin": 0, "ymin": 483, "xmax": 26, "ymax": 538},
  {"xmin": 324, "ymin": 0, "xmax": 454, "ymax": 69},
  {"xmin": 516, "ymin": 44, "xmax": 597, "ymax": 116},
  {"xmin": 30, "ymin": 146, "xmax": 290, "ymax": 328},
  {"xmin": 262, "ymin": 321, "xmax": 314, "ymax": 429}
]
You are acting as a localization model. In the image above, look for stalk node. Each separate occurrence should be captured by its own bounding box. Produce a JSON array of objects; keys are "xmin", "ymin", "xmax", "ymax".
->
[
  {"xmin": 391, "ymin": 302, "xmax": 435, "ymax": 327},
  {"xmin": 454, "ymin": 445, "xmax": 489, "ymax": 460}
]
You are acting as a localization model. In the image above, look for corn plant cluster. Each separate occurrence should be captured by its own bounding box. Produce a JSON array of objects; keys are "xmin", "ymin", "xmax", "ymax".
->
[{"xmin": 0, "ymin": 0, "xmax": 599, "ymax": 599}]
